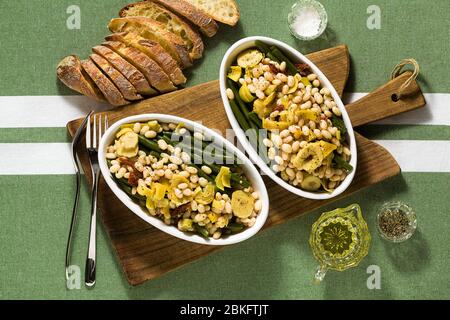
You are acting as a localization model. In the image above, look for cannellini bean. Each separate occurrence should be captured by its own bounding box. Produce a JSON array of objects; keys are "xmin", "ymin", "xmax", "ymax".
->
[
  {"xmin": 199, "ymin": 177, "xmax": 208, "ymax": 187},
  {"xmin": 332, "ymin": 106, "xmax": 342, "ymax": 116},
  {"xmin": 133, "ymin": 123, "xmax": 141, "ymax": 133},
  {"xmin": 279, "ymin": 61, "xmax": 287, "ymax": 72},
  {"xmin": 300, "ymin": 101, "xmax": 312, "ymax": 110},
  {"xmin": 226, "ymin": 88, "xmax": 234, "ymax": 100},
  {"xmin": 263, "ymin": 138, "xmax": 273, "ymax": 147},
  {"xmin": 115, "ymin": 167, "xmax": 127, "ymax": 179},
  {"xmin": 193, "ymin": 132, "xmax": 204, "ymax": 140},
  {"xmin": 254, "ymin": 199, "xmax": 262, "ymax": 212},
  {"xmin": 157, "ymin": 139, "xmax": 168, "ymax": 150},
  {"xmin": 140, "ymin": 125, "xmax": 150, "ymax": 135},
  {"xmin": 201, "ymin": 165, "xmax": 212, "ymax": 174},
  {"xmin": 169, "ymin": 156, "xmax": 183, "ymax": 165},
  {"xmin": 109, "ymin": 164, "xmax": 120, "ymax": 173},
  {"xmin": 314, "ymin": 92, "xmax": 324, "ymax": 104},
  {"xmin": 178, "ymin": 183, "xmax": 188, "ymax": 190},
  {"xmin": 302, "ymin": 92, "xmax": 311, "ymax": 102},
  {"xmin": 307, "ymin": 73, "xmax": 317, "ymax": 81},
  {"xmin": 292, "ymin": 141, "xmax": 301, "ymax": 152},
  {"xmin": 106, "ymin": 153, "xmax": 117, "ymax": 159},
  {"xmin": 331, "ymin": 137, "xmax": 341, "ymax": 146},
  {"xmin": 313, "ymin": 79, "xmax": 320, "ymax": 87},
  {"xmin": 144, "ymin": 130, "xmax": 157, "ymax": 139},
  {"xmin": 287, "ymin": 76, "xmax": 295, "ymax": 87},
  {"xmin": 321, "ymin": 130, "xmax": 332, "ymax": 140},
  {"xmin": 282, "ymin": 85, "xmax": 289, "ymax": 95},
  {"xmin": 255, "ymin": 89, "xmax": 265, "ymax": 99},
  {"xmin": 293, "ymin": 95, "xmax": 302, "ymax": 104},
  {"xmin": 343, "ymin": 146, "xmax": 351, "ymax": 156},
  {"xmin": 272, "ymin": 79, "xmax": 282, "ymax": 86},
  {"xmin": 324, "ymin": 110, "xmax": 333, "ymax": 117},
  {"xmin": 302, "ymin": 126, "xmax": 310, "ymax": 136},
  {"xmin": 277, "ymin": 73, "xmax": 288, "ymax": 82},
  {"xmin": 281, "ymin": 143, "xmax": 292, "ymax": 153}
]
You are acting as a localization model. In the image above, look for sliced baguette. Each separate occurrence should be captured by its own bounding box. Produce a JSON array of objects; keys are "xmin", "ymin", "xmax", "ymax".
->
[
  {"xmin": 108, "ymin": 17, "xmax": 192, "ymax": 69},
  {"xmin": 81, "ymin": 59, "xmax": 129, "ymax": 107},
  {"xmin": 153, "ymin": 0, "xmax": 218, "ymax": 37},
  {"xmin": 90, "ymin": 53, "xmax": 142, "ymax": 101},
  {"xmin": 119, "ymin": 1, "xmax": 204, "ymax": 60},
  {"xmin": 183, "ymin": 0, "xmax": 240, "ymax": 26},
  {"xmin": 102, "ymin": 41, "xmax": 176, "ymax": 93},
  {"xmin": 92, "ymin": 45, "xmax": 156, "ymax": 96},
  {"xmin": 57, "ymin": 55, "xmax": 105, "ymax": 102},
  {"xmin": 105, "ymin": 32, "xmax": 186, "ymax": 85}
]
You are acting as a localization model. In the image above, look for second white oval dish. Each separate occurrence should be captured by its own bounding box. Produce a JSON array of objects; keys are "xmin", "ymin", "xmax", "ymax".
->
[{"xmin": 219, "ymin": 36, "xmax": 357, "ymax": 200}]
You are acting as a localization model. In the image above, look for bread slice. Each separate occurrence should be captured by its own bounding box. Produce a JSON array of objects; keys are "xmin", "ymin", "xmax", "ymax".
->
[
  {"xmin": 102, "ymin": 41, "xmax": 176, "ymax": 93},
  {"xmin": 57, "ymin": 55, "xmax": 105, "ymax": 102},
  {"xmin": 119, "ymin": 1, "xmax": 204, "ymax": 60},
  {"xmin": 81, "ymin": 59, "xmax": 129, "ymax": 107},
  {"xmin": 105, "ymin": 32, "xmax": 186, "ymax": 85},
  {"xmin": 90, "ymin": 53, "xmax": 142, "ymax": 101},
  {"xmin": 92, "ymin": 45, "xmax": 156, "ymax": 96},
  {"xmin": 109, "ymin": 17, "xmax": 192, "ymax": 69},
  {"xmin": 153, "ymin": 0, "xmax": 218, "ymax": 37},
  {"xmin": 183, "ymin": 0, "xmax": 240, "ymax": 26}
]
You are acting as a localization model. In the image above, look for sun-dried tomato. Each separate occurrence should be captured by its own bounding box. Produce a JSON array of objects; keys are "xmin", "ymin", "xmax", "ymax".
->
[
  {"xmin": 127, "ymin": 172, "xmax": 139, "ymax": 187},
  {"xmin": 295, "ymin": 63, "xmax": 312, "ymax": 76},
  {"xmin": 170, "ymin": 203, "xmax": 191, "ymax": 219}
]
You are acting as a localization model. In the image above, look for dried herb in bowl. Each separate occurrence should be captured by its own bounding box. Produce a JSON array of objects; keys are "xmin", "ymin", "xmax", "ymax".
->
[{"xmin": 376, "ymin": 201, "xmax": 417, "ymax": 243}]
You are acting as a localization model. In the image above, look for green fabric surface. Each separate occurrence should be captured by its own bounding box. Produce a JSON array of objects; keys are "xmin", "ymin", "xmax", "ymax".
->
[{"xmin": 0, "ymin": 0, "xmax": 449, "ymax": 300}]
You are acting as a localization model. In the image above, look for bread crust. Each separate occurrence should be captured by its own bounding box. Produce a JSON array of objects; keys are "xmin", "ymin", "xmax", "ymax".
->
[
  {"xmin": 103, "ymin": 41, "xmax": 176, "ymax": 93},
  {"xmin": 153, "ymin": 0, "xmax": 218, "ymax": 37},
  {"xmin": 109, "ymin": 17, "xmax": 192, "ymax": 69},
  {"xmin": 106, "ymin": 32, "xmax": 186, "ymax": 85},
  {"xmin": 81, "ymin": 59, "xmax": 129, "ymax": 107},
  {"xmin": 90, "ymin": 53, "xmax": 142, "ymax": 101},
  {"xmin": 57, "ymin": 55, "xmax": 105, "ymax": 102},
  {"xmin": 92, "ymin": 45, "xmax": 156, "ymax": 96},
  {"xmin": 119, "ymin": 1, "xmax": 204, "ymax": 60},
  {"xmin": 183, "ymin": 0, "xmax": 240, "ymax": 26}
]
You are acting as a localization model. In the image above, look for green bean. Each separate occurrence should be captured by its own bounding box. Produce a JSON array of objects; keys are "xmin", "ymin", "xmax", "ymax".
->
[
  {"xmin": 229, "ymin": 96, "xmax": 251, "ymax": 132},
  {"xmin": 138, "ymin": 135, "xmax": 163, "ymax": 153},
  {"xmin": 255, "ymin": 40, "xmax": 271, "ymax": 54},
  {"xmin": 226, "ymin": 222, "xmax": 245, "ymax": 234},
  {"xmin": 194, "ymin": 224, "xmax": 209, "ymax": 238},
  {"xmin": 248, "ymin": 112, "xmax": 262, "ymax": 129},
  {"xmin": 269, "ymin": 46, "xmax": 298, "ymax": 75}
]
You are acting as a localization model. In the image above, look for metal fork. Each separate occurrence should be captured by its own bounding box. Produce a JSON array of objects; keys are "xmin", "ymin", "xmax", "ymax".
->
[{"xmin": 85, "ymin": 113, "xmax": 108, "ymax": 287}]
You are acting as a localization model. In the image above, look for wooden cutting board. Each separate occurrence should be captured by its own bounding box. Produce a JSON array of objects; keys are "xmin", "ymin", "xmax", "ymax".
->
[{"xmin": 67, "ymin": 45, "xmax": 425, "ymax": 286}]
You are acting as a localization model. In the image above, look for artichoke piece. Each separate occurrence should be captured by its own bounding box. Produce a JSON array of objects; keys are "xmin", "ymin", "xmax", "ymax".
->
[
  {"xmin": 227, "ymin": 66, "xmax": 242, "ymax": 82},
  {"xmin": 231, "ymin": 190, "xmax": 255, "ymax": 219},
  {"xmin": 237, "ymin": 49, "xmax": 263, "ymax": 68}
]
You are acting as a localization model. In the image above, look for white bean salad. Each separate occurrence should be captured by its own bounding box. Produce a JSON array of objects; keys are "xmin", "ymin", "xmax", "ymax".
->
[
  {"xmin": 105, "ymin": 120, "xmax": 261, "ymax": 239},
  {"xmin": 226, "ymin": 42, "xmax": 353, "ymax": 193}
]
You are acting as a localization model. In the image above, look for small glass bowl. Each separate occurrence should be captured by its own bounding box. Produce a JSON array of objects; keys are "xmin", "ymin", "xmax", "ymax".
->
[
  {"xmin": 376, "ymin": 201, "xmax": 417, "ymax": 243},
  {"xmin": 288, "ymin": 0, "xmax": 328, "ymax": 41}
]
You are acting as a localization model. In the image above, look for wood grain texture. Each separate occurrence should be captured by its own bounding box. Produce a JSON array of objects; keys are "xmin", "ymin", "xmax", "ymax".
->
[
  {"xmin": 346, "ymin": 71, "xmax": 426, "ymax": 127},
  {"xmin": 67, "ymin": 45, "xmax": 425, "ymax": 286}
]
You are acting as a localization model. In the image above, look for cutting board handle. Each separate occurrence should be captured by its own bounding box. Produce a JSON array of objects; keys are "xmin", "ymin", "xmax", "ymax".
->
[{"xmin": 345, "ymin": 71, "xmax": 426, "ymax": 127}]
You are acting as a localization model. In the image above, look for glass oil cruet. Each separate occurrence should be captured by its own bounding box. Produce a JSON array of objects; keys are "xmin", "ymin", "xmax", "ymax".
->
[{"xmin": 309, "ymin": 204, "xmax": 371, "ymax": 282}]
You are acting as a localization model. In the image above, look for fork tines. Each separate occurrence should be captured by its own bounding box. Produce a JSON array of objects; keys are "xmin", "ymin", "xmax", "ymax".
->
[{"xmin": 86, "ymin": 113, "xmax": 109, "ymax": 150}]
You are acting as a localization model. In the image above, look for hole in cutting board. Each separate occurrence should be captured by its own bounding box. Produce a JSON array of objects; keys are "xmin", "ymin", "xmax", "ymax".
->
[{"xmin": 391, "ymin": 93, "xmax": 399, "ymax": 102}]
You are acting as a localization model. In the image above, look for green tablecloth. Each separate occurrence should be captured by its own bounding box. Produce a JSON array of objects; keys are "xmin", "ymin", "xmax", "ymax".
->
[{"xmin": 0, "ymin": 0, "xmax": 449, "ymax": 299}]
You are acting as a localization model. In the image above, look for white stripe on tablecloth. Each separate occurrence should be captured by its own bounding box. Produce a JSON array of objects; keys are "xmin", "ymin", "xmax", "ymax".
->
[
  {"xmin": 0, "ymin": 93, "xmax": 448, "ymax": 128},
  {"xmin": 0, "ymin": 143, "xmax": 74, "ymax": 175},
  {"xmin": 0, "ymin": 96, "xmax": 110, "ymax": 128},
  {"xmin": 1, "ymin": 140, "xmax": 450, "ymax": 175}
]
